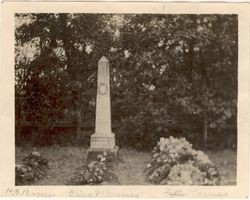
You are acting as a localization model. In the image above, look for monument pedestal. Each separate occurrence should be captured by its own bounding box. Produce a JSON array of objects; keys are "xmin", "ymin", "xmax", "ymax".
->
[
  {"xmin": 90, "ymin": 133, "xmax": 115, "ymax": 148},
  {"xmin": 87, "ymin": 145, "xmax": 119, "ymax": 161},
  {"xmin": 87, "ymin": 133, "xmax": 119, "ymax": 161}
]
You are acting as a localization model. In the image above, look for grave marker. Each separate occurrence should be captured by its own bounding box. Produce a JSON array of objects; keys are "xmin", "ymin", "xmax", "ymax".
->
[{"xmin": 87, "ymin": 56, "xmax": 119, "ymax": 160}]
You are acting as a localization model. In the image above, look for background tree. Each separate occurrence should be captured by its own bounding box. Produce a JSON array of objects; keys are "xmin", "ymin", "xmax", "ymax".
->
[{"xmin": 15, "ymin": 14, "xmax": 237, "ymax": 149}]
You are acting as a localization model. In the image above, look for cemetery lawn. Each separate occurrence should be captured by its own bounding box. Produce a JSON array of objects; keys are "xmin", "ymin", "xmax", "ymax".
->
[{"xmin": 15, "ymin": 147, "xmax": 236, "ymax": 185}]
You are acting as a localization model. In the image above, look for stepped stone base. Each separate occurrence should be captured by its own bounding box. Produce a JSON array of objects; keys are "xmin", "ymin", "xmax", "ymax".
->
[{"xmin": 86, "ymin": 145, "xmax": 119, "ymax": 161}]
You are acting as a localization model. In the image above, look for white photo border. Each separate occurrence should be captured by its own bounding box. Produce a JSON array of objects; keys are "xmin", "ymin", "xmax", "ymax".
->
[{"xmin": 1, "ymin": 2, "xmax": 249, "ymax": 198}]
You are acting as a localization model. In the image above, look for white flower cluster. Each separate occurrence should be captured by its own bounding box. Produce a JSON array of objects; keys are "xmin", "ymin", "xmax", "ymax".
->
[
  {"xmin": 16, "ymin": 164, "xmax": 33, "ymax": 175},
  {"xmin": 31, "ymin": 151, "xmax": 41, "ymax": 157},
  {"xmin": 156, "ymin": 137, "xmax": 195, "ymax": 163},
  {"xmin": 71, "ymin": 152, "xmax": 115, "ymax": 185},
  {"xmin": 167, "ymin": 163, "xmax": 205, "ymax": 185},
  {"xmin": 194, "ymin": 150, "xmax": 213, "ymax": 165},
  {"xmin": 80, "ymin": 161, "xmax": 107, "ymax": 184},
  {"xmin": 145, "ymin": 136, "xmax": 220, "ymax": 185}
]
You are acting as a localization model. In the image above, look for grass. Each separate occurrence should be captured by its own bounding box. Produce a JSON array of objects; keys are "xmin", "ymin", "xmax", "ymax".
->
[
  {"xmin": 15, "ymin": 146, "xmax": 236, "ymax": 185},
  {"xmin": 207, "ymin": 150, "xmax": 237, "ymax": 185}
]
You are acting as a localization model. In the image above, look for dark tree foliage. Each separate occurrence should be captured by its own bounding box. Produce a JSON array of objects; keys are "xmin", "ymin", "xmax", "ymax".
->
[{"xmin": 15, "ymin": 14, "xmax": 237, "ymax": 149}]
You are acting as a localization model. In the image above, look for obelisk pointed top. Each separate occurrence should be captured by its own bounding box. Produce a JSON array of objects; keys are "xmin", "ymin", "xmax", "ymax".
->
[{"xmin": 99, "ymin": 56, "xmax": 109, "ymax": 63}]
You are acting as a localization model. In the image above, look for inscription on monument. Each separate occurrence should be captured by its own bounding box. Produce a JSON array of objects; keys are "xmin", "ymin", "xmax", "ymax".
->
[{"xmin": 98, "ymin": 83, "xmax": 108, "ymax": 95}]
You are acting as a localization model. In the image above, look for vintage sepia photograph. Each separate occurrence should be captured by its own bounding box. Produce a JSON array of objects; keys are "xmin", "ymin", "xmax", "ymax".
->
[
  {"xmin": 1, "ymin": 2, "xmax": 249, "ymax": 198},
  {"xmin": 14, "ymin": 13, "xmax": 237, "ymax": 186}
]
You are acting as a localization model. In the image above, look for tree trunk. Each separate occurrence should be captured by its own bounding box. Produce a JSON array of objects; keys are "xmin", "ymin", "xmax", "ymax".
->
[
  {"xmin": 200, "ymin": 51, "xmax": 210, "ymax": 151},
  {"xmin": 16, "ymin": 97, "xmax": 22, "ymax": 146},
  {"xmin": 75, "ymin": 66, "xmax": 81, "ymax": 140},
  {"xmin": 203, "ymin": 112, "xmax": 208, "ymax": 151}
]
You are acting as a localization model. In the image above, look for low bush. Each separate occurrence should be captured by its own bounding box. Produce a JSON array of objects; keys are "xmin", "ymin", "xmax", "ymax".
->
[
  {"xmin": 144, "ymin": 136, "xmax": 220, "ymax": 185},
  {"xmin": 68, "ymin": 152, "xmax": 117, "ymax": 185},
  {"xmin": 15, "ymin": 152, "xmax": 49, "ymax": 185}
]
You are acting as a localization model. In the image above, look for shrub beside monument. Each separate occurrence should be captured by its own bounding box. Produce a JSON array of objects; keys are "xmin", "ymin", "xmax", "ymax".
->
[
  {"xmin": 144, "ymin": 136, "xmax": 220, "ymax": 185},
  {"xmin": 68, "ymin": 152, "xmax": 117, "ymax": 185},
  {"xmin": 15, "ymin": 152, "xmax": 49, "ymax": 185}
]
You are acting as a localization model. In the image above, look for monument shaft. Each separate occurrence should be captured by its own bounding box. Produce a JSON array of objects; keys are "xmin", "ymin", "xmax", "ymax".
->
[
  {"xmin": 90, "ymin": 56, "xmax": 115, "ymax": 149},
  {"xmin": 95, "ymin": 58, "xmax": 112, "ymax": 135}
]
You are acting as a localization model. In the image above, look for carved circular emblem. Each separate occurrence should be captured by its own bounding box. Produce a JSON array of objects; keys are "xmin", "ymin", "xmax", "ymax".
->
[{"xmin": 98, "ymin": 83, "xmax": 108, "ymax": 95}]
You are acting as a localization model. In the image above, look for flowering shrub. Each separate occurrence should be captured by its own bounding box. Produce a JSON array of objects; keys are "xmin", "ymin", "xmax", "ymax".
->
[
  {"xmin": 145, "ymin": 136, "xmax": 220, "ymax": 185},
  {"xmin": 96, "ymin": 151, "xmax": 115, "ymax": 164},
  {"xmin": 15, "ymin": 152, "xmax": 49, "ymax": 185},
  {"xmin": 69, "ymin": 152, "xmax": 116, "ymax": 185},
  {"xmin": 15, "ymin": 164, "xmax": 34, "ymax": 185},
  {"xmin": 166, "ymin": 163, "xmax": 205, "ymax": 185}
]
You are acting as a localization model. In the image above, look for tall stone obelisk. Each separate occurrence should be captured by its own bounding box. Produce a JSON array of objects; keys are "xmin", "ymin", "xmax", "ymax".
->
[{"xmin": 87, "ymin": 56, "xmax": 118, "ymax": 160}]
